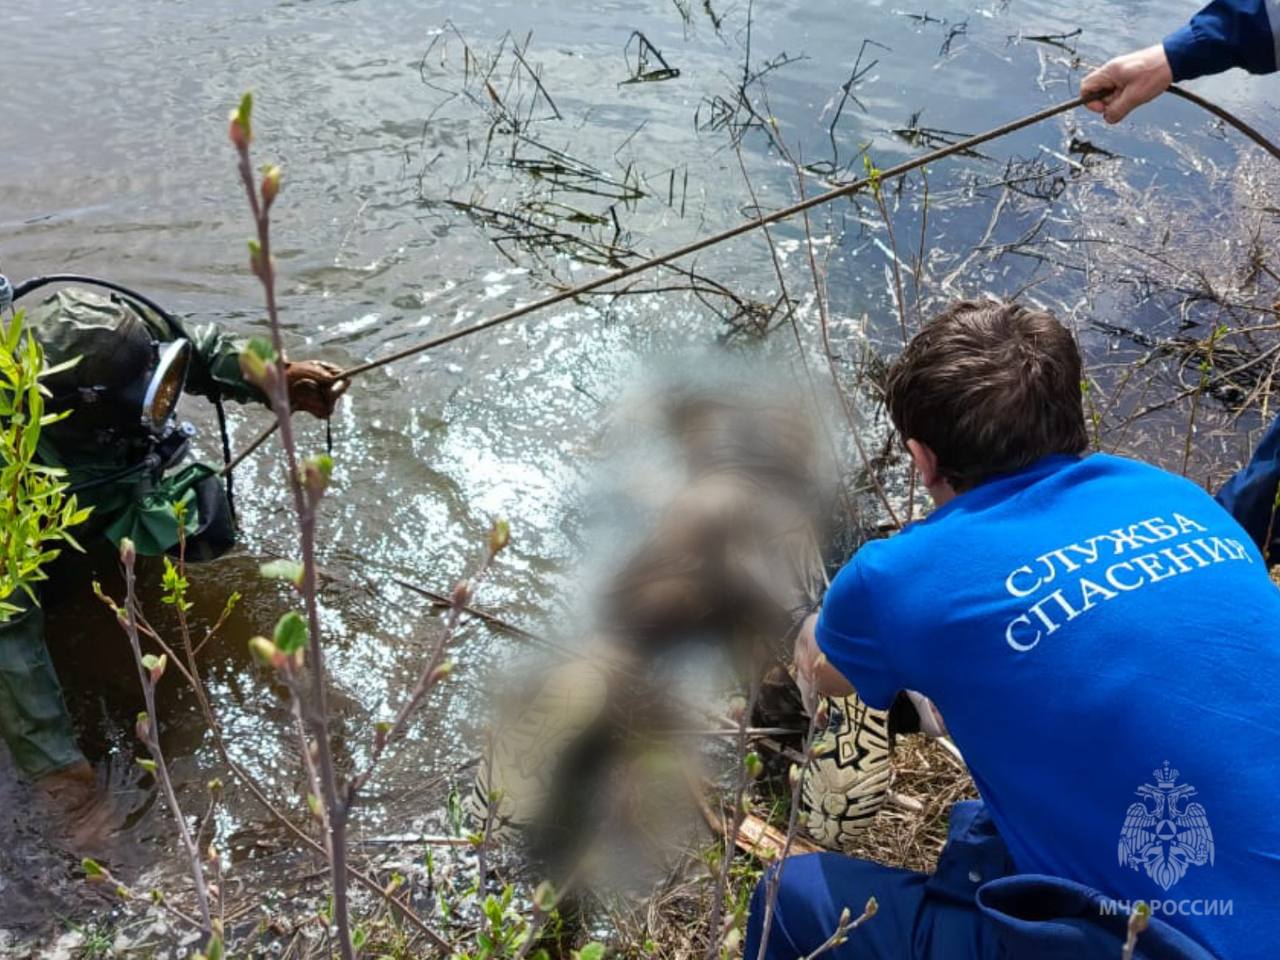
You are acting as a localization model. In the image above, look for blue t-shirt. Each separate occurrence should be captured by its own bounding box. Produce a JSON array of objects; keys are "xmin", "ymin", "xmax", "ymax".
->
[{"xmin": 817, "ymin": 453, "xmax": 1280, "ymax": 957}]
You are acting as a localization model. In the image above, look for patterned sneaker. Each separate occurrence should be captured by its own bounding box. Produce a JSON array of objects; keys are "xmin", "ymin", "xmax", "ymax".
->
[{"xmin": 800, "ymin": 692, "xmax": 894, "ymax": 852}]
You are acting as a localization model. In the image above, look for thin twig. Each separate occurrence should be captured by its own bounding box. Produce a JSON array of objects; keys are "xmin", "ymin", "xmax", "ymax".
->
[
  {"xmin": 120, "ymin": 548, "xmax": 213, "ymax": 933},
  {"xmin": 704, "ymin": 676, "xmax": 761, "ymax": 960},
  {"xmin": 234, "ymin": 114, "xmax": 355, "ymax": 960},
  {"xmin": 752, "ymin": 708, "xmax": 822, "ymax": 960}
]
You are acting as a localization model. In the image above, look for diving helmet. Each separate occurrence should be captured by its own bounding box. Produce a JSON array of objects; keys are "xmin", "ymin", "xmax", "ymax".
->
[{"xmin": 25, "ymin": 288, "xmax": 191, "ymax": 450}]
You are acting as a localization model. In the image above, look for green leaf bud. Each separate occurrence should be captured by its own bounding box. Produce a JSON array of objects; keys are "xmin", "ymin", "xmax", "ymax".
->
[
  {"xmin": 261, "ymin": 164, "xmax": 281, "ymax": 207},
  {"xmin": 489, "ymin": 518, "xmax": 511, "ymax": 555}
]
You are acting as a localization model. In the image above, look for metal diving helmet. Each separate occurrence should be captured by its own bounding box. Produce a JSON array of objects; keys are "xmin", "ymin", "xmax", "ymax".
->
[{"xmin": 25, "ymin": 288, "xmax": 192, "ymax": 453}]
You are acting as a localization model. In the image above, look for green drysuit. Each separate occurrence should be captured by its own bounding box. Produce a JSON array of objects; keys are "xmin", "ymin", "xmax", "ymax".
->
[{"xmin": 0, "ymin": 288, "xmax": 265, "ymax": 779}]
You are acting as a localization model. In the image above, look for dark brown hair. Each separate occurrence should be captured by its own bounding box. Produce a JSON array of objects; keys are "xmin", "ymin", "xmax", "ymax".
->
[{"xmin": 884, "ymin": 299, "xmax": 1088, "ymax": 490}]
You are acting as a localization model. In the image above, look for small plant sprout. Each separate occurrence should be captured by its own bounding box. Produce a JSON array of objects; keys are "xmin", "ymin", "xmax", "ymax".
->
[
  {"xmin": 261, "ymin": 164, "xmax": 281, "ymax": 208},
  {"xmin": 114, "ymin": 538, "xmax": 215, "ymax": 935},
  {"xmin": 230, "ymin": 89, "xmax": 364, "ymax": 958},
  {"xmin": 798, "ymin": 896, "xmax": 878, "ymax": 960},
  {"xmin": 1121, "ymin": 901, "xmax": 1152, "ymax": 960},
  {"xmin": 489, "ymin": 517, "xmax": 511, "ymax": 554},
  {"xmin": 260, "ymin": 557, "xmax": 304, "ymax": 588},
  {"xmin": 80, "ymin": 857, "xmax": 205, "ymax": 934}
]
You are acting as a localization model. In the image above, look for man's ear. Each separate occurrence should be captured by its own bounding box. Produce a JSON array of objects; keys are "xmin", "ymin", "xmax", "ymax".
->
[{"xmin": 905, "ymin": 438, "xmax": 942, "ymax": 487}]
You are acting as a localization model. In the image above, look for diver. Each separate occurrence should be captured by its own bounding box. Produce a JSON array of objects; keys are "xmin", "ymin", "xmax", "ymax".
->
[{"xmin": 0, "ymin": 273, "xmax": 347, "ymax": 835}]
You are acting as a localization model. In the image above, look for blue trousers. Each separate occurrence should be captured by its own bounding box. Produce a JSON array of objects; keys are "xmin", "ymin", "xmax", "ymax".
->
[
  {"xmin": 744, "ymin": 801, "xmax": 1216, "ymax": 960},
  {"xmin": 1215, "ymin": 410, "xmax": 1280, "ymax": 559}
]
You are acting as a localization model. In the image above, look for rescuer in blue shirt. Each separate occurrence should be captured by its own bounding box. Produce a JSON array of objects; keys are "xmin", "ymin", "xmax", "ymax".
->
[
  {"xmin": 742, "ymin": 5, "xmax": 1280, "ymax": 958},
  {"xmin": 751, "ymin": 301, "xmax": 1279, "ymax": 960}
]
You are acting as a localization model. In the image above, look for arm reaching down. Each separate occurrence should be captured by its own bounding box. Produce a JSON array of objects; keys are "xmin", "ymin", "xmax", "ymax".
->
[
  {"xmin": 1081, "ymin": 0, "xmax": 1279, "ymax": 124},
  {"xmin": 794, "ymin": 612, "xmax": 854, "ymax": 713},
  {"xmin": 149, "ymin": 310, "xmax": 349, "ymax": 419},
  {"xmin": 796, "ymin": 611, "xmax": 949, "ymax": 736}
]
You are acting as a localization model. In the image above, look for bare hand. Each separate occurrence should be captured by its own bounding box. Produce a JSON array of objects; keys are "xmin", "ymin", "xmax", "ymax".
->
[
  {"xmin": 1080, "ymin": 44, "xmax": 1173, "ymax": 124},
  {"xmin": 284, "ymin": 360, "xmax": 350, "ymax": 419},
  {"xmin": 794, "ymin": 613, "xmax": 822, "ymax": 714},
  {"xmin": 793, "ymin": 611, "xmax": 854, "ymax": 711}
]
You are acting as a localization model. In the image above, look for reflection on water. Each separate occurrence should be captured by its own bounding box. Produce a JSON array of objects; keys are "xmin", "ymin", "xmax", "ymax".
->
[{"xmin": 1, "ymin": 0, "xmax": 1276, "ymax": 942}]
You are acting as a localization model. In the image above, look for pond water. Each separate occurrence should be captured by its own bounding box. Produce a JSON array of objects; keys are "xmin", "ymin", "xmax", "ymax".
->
[{"xmin": 2, "ymin": 0, "xmax": 1277, "ymax": 944}]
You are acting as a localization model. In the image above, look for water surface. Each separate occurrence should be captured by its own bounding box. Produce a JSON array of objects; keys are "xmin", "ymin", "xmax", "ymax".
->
[{"xmin": 1, "ymin": 0, "xmax": 1275, "ymax": 943}]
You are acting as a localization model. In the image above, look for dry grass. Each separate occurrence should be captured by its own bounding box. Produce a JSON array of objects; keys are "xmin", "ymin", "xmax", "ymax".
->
[
  {"xmin": 841, "ymin": 735, "xmax": 978, "ymax": 875},
  {"xmin": 608, "ymin": 736, "xmax": 975, "ymax": 959}
]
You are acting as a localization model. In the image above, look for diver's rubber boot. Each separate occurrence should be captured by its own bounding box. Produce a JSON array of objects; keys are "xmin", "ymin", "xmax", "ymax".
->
[{"xmin": 0, "ymin": 595, "xmax": 86, "ymax": 781}]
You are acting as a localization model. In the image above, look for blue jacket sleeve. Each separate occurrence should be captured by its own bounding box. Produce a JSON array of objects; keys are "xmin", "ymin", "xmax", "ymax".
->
[{"xmin": 1163, "ymin": 0, "xmax": 1280, "ymax": 81}]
